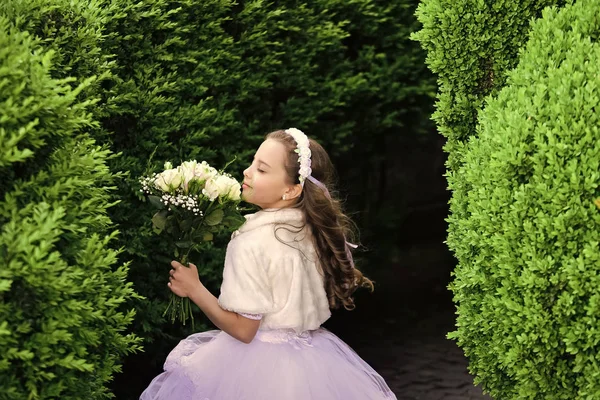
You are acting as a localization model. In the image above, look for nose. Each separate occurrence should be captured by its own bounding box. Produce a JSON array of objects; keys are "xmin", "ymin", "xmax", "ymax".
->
[{"xmin": 243, "ymin": 165, "xmax": 251, "ymax": 179}]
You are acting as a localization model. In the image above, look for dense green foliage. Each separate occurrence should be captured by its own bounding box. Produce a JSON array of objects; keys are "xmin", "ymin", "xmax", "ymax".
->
[
  {"xmin": 412, "ymin": 0, "xmax": 563, "ymax": 172},
  {"xmin": 1, "ymin": 0, "xmax": 433, "ymax": 397},
  {"xmin": 0, "ymin": 17, "xmax": 140, "ymax": 399},
  {"xmin": 446, "ymin": 0, "xmax": 600, "ymax": 398}
]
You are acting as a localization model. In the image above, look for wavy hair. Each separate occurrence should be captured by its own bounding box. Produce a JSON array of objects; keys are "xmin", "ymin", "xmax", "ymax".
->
[{"xmin": 266, "ymin": 130, "xmax": 374, "ymax": 310}]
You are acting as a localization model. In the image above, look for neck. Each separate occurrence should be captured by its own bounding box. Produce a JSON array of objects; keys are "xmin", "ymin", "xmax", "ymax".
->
[{"xmin": 261, "ymin": 199, "xmax": 297, "ymax": 209}]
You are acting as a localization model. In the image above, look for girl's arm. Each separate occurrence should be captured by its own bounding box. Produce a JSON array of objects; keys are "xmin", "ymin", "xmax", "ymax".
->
[
  {"xmin": 188, "ymin": 284, "xmax": 260, "ymax": 344},
  {"xmin": 168, "ymin": 261, "xmax": 260, "ymax": 344}
]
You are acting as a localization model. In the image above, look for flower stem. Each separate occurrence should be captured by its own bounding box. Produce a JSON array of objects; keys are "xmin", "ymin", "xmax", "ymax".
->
[{"xmin": 162, "ymin": 249, "xmax": 196, "ymax": 330}]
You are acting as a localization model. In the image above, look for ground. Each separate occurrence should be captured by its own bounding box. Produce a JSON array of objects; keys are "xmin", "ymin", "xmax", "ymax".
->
[
  {"xmin": 324, "ymin": 239, "xmax": 492, "ymax": 400},
  {"xmin": 347, "ymin": 309, "xmax": 491, "ymax": 400}
]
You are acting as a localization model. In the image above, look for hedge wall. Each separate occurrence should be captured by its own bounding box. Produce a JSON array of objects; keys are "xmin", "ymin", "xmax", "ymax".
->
[
  {"xmin": 446, "ymin": 0, "xmax": 600, "ymax": 397},
  {"xmin": 0, "ymin": 17, "xmax": 139, "ymax": 400},
  {"xmin": 412, "ymin": 0, "xmax": 564, "ymax": 172}
]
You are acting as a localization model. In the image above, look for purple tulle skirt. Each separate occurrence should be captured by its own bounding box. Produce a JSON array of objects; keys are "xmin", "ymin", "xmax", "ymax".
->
[{"xmin": 141, "ymin": 328, "xmax": 396, "ymax": 399}]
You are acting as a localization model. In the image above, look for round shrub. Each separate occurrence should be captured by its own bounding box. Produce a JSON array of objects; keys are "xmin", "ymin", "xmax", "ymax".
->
[
  {"xmin": 447, "ymin": 0, "xmax": 600, "ymax": 398},
  {"xmin": 412, "ymin": 0, "xmax": 563, "ymax": 172},
  {"xmin": 0, "ymin": 18, "xmax": 139, "ymax": 399}
]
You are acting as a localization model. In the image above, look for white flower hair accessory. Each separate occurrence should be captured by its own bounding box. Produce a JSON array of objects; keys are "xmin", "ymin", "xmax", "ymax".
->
[
  {"xmin": 284, "ymin": 128, "xmax": 359, "ymax": 268},
  {"xmin": 285, "ymin": 128, "xmax": 312, "ymax": 186}
]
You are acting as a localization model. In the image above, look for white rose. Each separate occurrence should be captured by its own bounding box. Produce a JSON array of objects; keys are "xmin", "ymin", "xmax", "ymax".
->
[
  {"xmin": 194, "ymin": 161, "xmax": 218, "ymax": 182},
  {"xmin": 154, "ymin": 168, "xmax": 183, "ymax": 192},
  {"xmin": 202, "ymin": 176, "xmax": 220, "ymax": 201},
  {"xmin": 214, "ymin": 175, "xmax": 235, "ymax": 197},
  {"xmin": 226, "ymin": 177, "xmax": 241, "ymax": 201},
  {"xmin": 180, "ymin": 161, "xmax": 198, "ymax": 190},
  {"xmin": 203, "ymin": 175, "xmax": 240, "ymax": 201}
]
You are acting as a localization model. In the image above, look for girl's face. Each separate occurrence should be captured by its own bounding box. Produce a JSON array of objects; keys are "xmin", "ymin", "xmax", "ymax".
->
[{"xmin": 242, "ymin": 139, "xmax": 298, "ymax": 209}]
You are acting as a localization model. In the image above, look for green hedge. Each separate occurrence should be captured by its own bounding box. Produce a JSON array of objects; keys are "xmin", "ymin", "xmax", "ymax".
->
[
  {"xmin": 412, "ymin": 0, "xmax": 563, "ymax": 172},
  {"xmin": 0, "ymin": 0, "xmax": 117, "ymax": 126},
  {"xmin": 0, "ymin": 18, "xmax": 139, "ymax": 400},
  {"xmin": 447, "ymin": 0, "xmax": 600, "ymax": 397}
]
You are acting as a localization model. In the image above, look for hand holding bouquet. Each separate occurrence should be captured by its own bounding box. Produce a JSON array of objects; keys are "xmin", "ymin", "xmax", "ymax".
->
[{"xmin": 140, "ymin": 160, "xmax": 245, "ymax": 327}]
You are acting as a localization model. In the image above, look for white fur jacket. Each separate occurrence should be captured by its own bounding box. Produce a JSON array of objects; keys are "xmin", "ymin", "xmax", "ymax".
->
[{"xmin": 217, "ymin": 208, "xmax": 331, "ymax": 333}]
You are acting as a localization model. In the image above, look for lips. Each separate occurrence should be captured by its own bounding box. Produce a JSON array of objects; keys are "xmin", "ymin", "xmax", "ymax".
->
[{"xmin": 242, "ymin": 182, "xmax": 251, "ymax": 189}]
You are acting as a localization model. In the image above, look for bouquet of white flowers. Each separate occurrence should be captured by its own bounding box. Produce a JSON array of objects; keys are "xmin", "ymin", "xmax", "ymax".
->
[{"xmin": 140, "ymin": 160, "xmax": 245, "ymax": 327}]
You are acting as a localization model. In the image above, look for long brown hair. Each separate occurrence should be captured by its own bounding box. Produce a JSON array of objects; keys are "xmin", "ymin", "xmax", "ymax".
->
[{"xmin": 267, "ymin": 130, "xmax": 374, "ymax": 310}]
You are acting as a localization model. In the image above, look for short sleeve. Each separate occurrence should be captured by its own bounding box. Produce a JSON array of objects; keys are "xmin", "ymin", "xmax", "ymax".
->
[
  {"xmin": 238, "ymin": 312, "xmax": 262, "ymax": 320},
  {"xmin": 217, "ymin": 239, "xmax": 278, "ymax": 315}
]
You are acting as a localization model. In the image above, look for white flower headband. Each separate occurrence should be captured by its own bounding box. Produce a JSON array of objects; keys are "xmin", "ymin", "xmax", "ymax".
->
[
  {"xmin": 285, "ymin": 128, "xmax": 359, "ymax": 269},
  {"xmin": 284, "ymin": 128, "xmax": 312, "ymax": 187}
]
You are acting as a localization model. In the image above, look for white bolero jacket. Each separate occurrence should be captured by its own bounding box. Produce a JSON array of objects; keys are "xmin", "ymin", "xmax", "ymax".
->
[{"xmin": 217, "ymin": 208, "xmax": 331, "ymax": 333}]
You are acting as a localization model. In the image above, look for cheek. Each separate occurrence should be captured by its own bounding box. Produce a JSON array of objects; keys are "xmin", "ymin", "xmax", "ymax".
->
[
  {"xmin": 252, "ymin": 176, "xmax": 266, "ymax": 194},
  {"xmin": 243, "ymin": 176, "xmax": 261, "ymax": 198},
  {"xmin": 252, "ymin": 176, "xmax": 276, "ymax": 198}
]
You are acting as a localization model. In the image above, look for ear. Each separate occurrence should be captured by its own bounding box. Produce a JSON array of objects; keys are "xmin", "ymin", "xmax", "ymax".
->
[{"xmin": 284, "ymin": 183, "xmax": 303, "ymax": 200}]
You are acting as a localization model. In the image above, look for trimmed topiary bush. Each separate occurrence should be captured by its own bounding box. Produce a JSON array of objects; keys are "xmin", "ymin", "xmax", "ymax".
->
[
  {"xmin": 0, "ymin": 0, "xmax": 118, "ymax": 126},
  {"xmin": 447, "ymin": 0, "xmax": 600, "ymax": 398},
  {"xmin": 0, "ymin": 18, "xmax": 140, "ymax": 399},
  {"xmin": 412, "ymin": 0, "xmax": 564, "ymax": 172}
]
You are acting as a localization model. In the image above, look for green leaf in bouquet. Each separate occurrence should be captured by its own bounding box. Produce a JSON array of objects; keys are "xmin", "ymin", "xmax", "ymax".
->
[
  {"xmin": 179, "ymin": 217, "xmax": 193, "ymax": 232},
  {"xmin": 205, "ymin": 208, "xmax": 224, "ymax": 226},
  {"xmin": 223, "ymin": 213, "xmax": 246, "ymax": 229},
  {"xmin": 165, "ymin": 215, "xmax": 179, "ymax": 236},
  {"xmin": 187, "ymin": 180, "xmax": 206, "ymax": 194},
  {"xmin": 202, "ymin": 232, "xmax": 214, "ymax": 242},
  {"xmin": 192, "ymin": 215, "xmax": 205, "ymax": 226},
  {"xmin": 152, "ymin": 210, "xmax": 169, "ymax": 232},
  {"xmin": 148, "ymin": 195, "xmax": 165, "ymax": 209},
  {"xmin": 175, "ymin": 241, "xmax": 194, "ymax": 249}
]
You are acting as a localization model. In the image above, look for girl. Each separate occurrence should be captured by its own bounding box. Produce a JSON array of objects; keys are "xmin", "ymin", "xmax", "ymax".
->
[{"xmin": 141, "ymin": 129, "xmax": 396, "ymax": 399}]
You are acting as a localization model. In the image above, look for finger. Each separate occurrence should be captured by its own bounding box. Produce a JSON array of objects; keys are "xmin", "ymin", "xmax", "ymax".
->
[
  {"xmin": 169, "ymin": 269, "xmax": 175, "ymax": 276},
  {"xmin": 171, "ymin": 260, "xmax": 182, "ymax": 269},
  {"xmin": 188, "ymin": 263, "xmax": 197, "ymax": 271}
]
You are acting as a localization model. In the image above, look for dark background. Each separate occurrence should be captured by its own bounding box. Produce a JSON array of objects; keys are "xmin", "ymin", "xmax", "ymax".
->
[{"xmin": 327, "ymin": 130, "xmax": 453, "ymax": 350}]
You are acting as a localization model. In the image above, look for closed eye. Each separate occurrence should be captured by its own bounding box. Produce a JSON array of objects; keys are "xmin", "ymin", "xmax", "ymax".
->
[{"xmin": 253, "ymin": 156, "xmax": 271, "ymax": 171}]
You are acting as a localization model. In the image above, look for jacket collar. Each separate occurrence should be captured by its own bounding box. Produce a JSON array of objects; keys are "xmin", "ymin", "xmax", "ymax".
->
[{"xmin": 238, "ymin": 207, "xmax": 305, "ymax": 234}]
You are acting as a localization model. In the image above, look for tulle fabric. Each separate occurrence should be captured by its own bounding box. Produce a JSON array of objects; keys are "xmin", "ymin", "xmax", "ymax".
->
[{"xmin": 141, "ymin": 328, "xmax": 396, "ymax": 400}]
